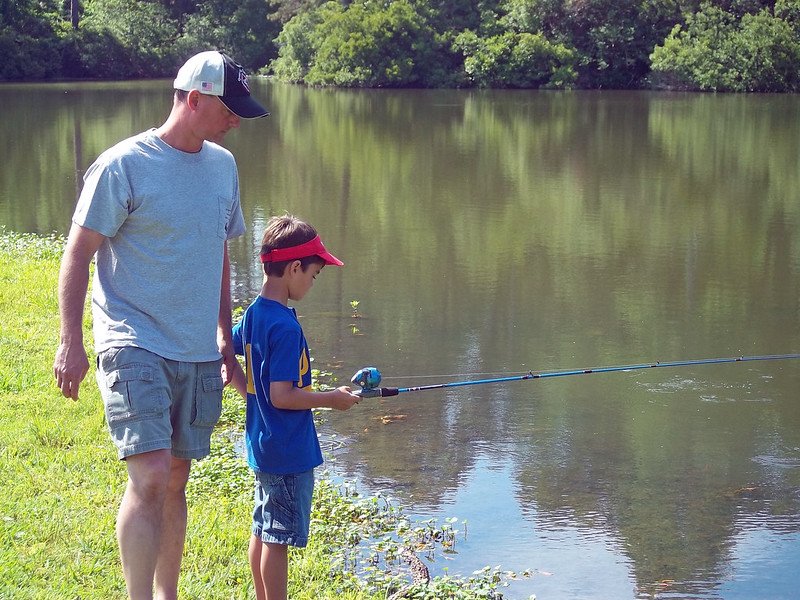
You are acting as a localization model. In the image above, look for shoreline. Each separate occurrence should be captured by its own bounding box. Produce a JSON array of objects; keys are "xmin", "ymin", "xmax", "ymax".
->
[{"xmin": 0, "ymin": 229, "xmax": 530, "ymax": 599}]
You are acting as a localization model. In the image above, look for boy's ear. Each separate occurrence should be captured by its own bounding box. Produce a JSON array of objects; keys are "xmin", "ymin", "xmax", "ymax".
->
[{"xmin": 287, "ymin": 259, "xmax": 302, "ymax": 275}]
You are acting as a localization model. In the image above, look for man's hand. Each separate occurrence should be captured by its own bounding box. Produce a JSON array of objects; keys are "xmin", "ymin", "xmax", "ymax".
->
[
  {"xmin": 219, "ymin": 340, "xmax": 236, "ymax": 386},
  {"xmin": 54, "ymin": 224, "xmax": 104, "ymax": 400},
  {"xmin": 53, "ymin": 340, "xmax": 90, "ymax": 400}
]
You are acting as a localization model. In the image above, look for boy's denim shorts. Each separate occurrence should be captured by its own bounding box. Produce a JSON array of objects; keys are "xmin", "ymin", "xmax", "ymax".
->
[
  {"xmin": 95, "ymin": 346, "xmax": 224, "ymax": 460},
  {"xmin": 252, "ymin": 469, "xmax": 314, "ymax": 548}
]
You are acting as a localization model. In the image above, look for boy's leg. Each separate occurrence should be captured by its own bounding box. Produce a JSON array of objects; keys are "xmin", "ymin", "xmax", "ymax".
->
[
  {"xmin": 117, "ymin": 449, "xmax": 173, "ymax": 600},
  {"xmin": 261, "ymin": 542, "xmax": 288, "ymax": 600},
  {"xmin": 251, "ymin": 469, "xmax": 313, "ymax": 600},
  {"xmin": 249, "ymin": 535, "xmax": 267, "ymax": 600},
  {"xmin": 154, "ymin": 457, "xmax": 192, "ymax": 600}
]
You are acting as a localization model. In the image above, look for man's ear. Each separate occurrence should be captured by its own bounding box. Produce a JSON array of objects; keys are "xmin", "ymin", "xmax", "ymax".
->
[{"xmin": 186, "ymin": 89, "xmax": 202, "ymax": 110}]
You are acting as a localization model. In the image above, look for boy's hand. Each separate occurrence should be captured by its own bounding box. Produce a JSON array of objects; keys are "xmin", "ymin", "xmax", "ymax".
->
[{"xmin": 329, "ymin": 386, "xmax": 360, "ymax": 411}]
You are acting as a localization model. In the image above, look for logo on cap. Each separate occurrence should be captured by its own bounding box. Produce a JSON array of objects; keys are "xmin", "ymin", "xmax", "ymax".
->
[{"xmin": 237, "ymin": 68, "xmax": 250, "ymax": 93}]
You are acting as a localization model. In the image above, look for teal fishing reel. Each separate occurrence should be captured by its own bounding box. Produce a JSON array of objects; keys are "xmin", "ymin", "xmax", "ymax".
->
[{"xmin": 351, "ymin": 367, "xmax": 398, "ymax": 398}]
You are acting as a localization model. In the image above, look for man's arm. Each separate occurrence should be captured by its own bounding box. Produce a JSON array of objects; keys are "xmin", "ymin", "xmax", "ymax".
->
[
  {"xmin": 53, "ymin": 223, "xmax": 105, "ymax": 400},
  {"xmin": 218, "ymin": 241, "xmax": 235, "ymax": 385}
]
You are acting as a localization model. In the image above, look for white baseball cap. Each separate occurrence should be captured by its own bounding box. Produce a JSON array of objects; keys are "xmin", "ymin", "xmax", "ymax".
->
[{"xmin": 174, "ymin": 51, "xmax": 269, "ymax": 119}]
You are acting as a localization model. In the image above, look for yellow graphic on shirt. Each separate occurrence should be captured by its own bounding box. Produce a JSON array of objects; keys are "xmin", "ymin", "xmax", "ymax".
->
[
  {"xmin": 299, "ymin": 347, "xmax": 312, "ymax": 390},
  {"xmin": 245, "ymin": 343, "xmax": 255, "ymax": 394},
  {"xmin": 244, "ymin": 343, "xmax": 311, "ymax": 393}
]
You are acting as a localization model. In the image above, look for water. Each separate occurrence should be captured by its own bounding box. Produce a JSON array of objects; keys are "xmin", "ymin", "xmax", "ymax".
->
[{"xmin": 2, "ymin": 81, "xmax": 799, "ymax": 599}]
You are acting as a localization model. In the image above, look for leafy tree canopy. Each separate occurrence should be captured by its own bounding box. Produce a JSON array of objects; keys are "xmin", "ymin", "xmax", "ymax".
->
[{"xmin": 1, "ymin": 0, "xmax": 798, "ymax": 90}]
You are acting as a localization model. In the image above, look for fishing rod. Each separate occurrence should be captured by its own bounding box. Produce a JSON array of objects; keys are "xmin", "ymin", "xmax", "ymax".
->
[{"xmin": 350, "ymin": 353, "xmax": 800, "ymax": 398}]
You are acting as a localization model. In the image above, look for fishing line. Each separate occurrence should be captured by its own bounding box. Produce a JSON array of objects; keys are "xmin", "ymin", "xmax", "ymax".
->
[{"xmin": 351, "ymin": 353, "xmax": 800, "ymax": 398}]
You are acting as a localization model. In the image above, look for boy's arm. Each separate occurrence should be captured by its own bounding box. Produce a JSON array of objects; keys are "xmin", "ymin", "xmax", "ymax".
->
[
  {"xmin": 270, "ymin": 381, "xmax": 359, "ymax": 411},
  {"xmin": 230, "ymin": 359, "xmax": 247, "ymax": 398}
]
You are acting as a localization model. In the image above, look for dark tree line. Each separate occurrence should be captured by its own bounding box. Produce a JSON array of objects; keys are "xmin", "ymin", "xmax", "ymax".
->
[{"xmin": 2, "ymin": 0, "xmax": 799, "ymax": 91}]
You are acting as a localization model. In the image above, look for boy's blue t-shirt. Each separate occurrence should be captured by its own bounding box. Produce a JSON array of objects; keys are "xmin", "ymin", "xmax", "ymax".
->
[{"xmin": 232, "ymin": 296, "xmax": 323, "ymax": 475}]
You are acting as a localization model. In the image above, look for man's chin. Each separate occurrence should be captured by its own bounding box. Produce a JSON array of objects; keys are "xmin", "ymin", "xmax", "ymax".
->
[{"xmin": 208, "ymin": 133, "xmax": 228, "ymax": 145}]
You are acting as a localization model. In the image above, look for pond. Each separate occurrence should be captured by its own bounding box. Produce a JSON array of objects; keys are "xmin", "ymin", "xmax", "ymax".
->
[{"xmin": 2, "ymin": 80, "xmax": 799, "ymax": 599}]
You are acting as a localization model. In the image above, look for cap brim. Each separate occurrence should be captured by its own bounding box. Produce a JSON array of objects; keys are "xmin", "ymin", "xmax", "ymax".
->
[
  {"xmin": 220, "ymin": 96, "xmax": 270, "ymax": 119},
  {"xmin": 319, "ymin": 251, "xmax": 344, "ymax": 267}
]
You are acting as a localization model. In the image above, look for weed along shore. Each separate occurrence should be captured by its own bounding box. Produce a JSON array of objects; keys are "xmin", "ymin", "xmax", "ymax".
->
[{"xmin": 0, "ymin": 230, "xmax": 530, "ymax": 600}]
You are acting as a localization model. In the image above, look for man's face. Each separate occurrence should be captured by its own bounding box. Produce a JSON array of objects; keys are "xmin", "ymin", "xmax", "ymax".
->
[{"xmin": 196, "ymin": 94, "xmax": 241, "ymax": 144}]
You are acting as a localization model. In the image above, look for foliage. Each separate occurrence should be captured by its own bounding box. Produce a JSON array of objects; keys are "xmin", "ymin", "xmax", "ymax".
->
[
  {"xmin": 454, "ymin": 29, "xmax": 577, "ymax": 88},
  {"xmin": 2, "ymin": 0, "xmax": 800, "ymax": 88},
  {"xmin": 175, "ymin": 0, "xmax": 281, "ymax": 71},
  {"xmin": 650, "ymin": 1, "xmax": 800, "ymax": 91},
  {"xmin": 269, "ymin": 0, "xmax": 327, "ymax": 24},
  {"xmin": 80, "ymin": 0, "xmax": 179, "ymax": 76},
  {"xmin": 59, "ymin": 24, "xmax": 138, "ymax": 79},
  {"xmin": 271, "ymin": 6, "xmax": 326, "ymax": 82},
  {"xmin": 273, "ymin": 0, "xmax": 448, "ymax": 87}
]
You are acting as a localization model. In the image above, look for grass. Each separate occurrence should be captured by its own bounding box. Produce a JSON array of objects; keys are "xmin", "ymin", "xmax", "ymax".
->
[{"xmin": 0, "ymin": 229, "xmax": 528, "ymax": 600}]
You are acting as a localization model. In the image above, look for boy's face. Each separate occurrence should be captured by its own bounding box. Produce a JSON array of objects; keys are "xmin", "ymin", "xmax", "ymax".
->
[{"xmin": 288, "ymin": 261, "xmax": 324, "ymax": 301}]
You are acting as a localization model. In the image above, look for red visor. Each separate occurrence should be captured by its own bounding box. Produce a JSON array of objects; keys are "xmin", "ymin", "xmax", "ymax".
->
[{"xmin": 260, "ymin": 235, "xmax": 344, "ymax": 266}]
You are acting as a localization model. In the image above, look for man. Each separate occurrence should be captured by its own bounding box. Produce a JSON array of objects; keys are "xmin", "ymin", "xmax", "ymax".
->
[{"xmin": 53, "ymin": 51, "xmax": 268, "ymax": 600}]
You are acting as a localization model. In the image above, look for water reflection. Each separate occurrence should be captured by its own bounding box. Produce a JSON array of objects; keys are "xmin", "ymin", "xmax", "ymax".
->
[{"xmin": 2, "ymin": 82, "xmax": 799, "ymax": 599}]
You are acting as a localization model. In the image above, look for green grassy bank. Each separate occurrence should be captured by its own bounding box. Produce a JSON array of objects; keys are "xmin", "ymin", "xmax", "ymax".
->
[{"xmin": 0, "ymin": 230, "xmax": 525, "ymax": 600}]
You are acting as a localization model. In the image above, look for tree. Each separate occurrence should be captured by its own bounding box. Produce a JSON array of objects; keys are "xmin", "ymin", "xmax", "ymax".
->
[
  {"xmin": 650, "ymin": 2, "xmax": 800, "ymax": 91},
  {"xmin": 176, "ymin": 0, "xmax": 280, "ymax": 70},
  {"xmin": 272, "ymin": 0, "xmax": 450, "ymax": 87},
  {"xmin": 81, "ymin": 0, "xmax": 178, "ymax": 76},
  {"xmin": 454, "ymin": 29, "xmax": 577, "ymax": 87},
  {"xmin": 71, "ymin": 0, "xmax": 79, "ymax": 29}
]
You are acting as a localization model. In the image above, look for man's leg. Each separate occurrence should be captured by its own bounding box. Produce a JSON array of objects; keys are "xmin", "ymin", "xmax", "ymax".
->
[
  {"xmin": 117, "ymin": 449, "xmax": 173, "ymax": 600},
  {"xmin": 154, "ymin": 457, "xmax": 192, "ymax": 600}
]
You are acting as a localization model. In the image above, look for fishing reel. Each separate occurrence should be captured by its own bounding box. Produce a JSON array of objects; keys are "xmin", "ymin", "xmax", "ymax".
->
[
  {"xmin": 351, "ymin": 367, "xmax": 382, "ymax": 397},
  {"xmin": 351, "ymin": 366, "xmax": 382, "ymax": 391},
  {"xmin": 350, "ymin": 367, "xmax": 398, "ymax": 398}
]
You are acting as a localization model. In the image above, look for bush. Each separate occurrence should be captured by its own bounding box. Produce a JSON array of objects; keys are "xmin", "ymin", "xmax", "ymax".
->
[
  {"xmin": 0, "ymin": 29, "xmax": 62, "ymax": 80},
  {"xmin": 60, "ymin": 28, "xmax": 134, "ymax": 79},
  {"xmin": 454, "ymin": 30, "xmax": 577, "ymax": 88},
  {"xmin": 650, "ymin": 2, "xmax": 800, "ymax": 92},
  {"xmin": 271, "ymin": 9, "xmax": 323, "ymax": 82},
  {"xmin": 272, "ymin": 0, "xmax": 452, "ymax": 88}
]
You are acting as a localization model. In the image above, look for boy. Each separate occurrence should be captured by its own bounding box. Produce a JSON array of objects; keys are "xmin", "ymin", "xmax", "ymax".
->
[{"xmin": 231, "ymin": 214, "xmax": 360, "ymax": 600}]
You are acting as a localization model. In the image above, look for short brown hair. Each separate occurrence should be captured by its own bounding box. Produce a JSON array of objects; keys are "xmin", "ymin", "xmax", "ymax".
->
[{"xmin": 260, "ymin": 214, "xmax": 324, "ymax": 276}]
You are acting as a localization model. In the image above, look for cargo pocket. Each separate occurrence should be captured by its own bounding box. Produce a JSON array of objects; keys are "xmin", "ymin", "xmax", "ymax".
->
[
  {"xmin": 193, "ymin": 373, "xmax": 224, "ymax": 428},
  {"xmin": 103, "ymin": 365, "xmax": 168, "ymax": 426}
]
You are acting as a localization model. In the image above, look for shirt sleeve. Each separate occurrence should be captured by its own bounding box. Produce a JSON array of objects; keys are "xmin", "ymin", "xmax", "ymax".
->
[
  {"xmin": 268, "ymin": 326, "xmax": 303, "ymax": 384},
  {"xmin": 226, "ymin": 170, "xmax": 246, "ymax": 240},
  {"xmin": 232, "ymin": 319, "xmax": 244, "ymax": 356},
  {"xmin": 72, "ymin": 154, "xmax": 132, "ymax": 238}
]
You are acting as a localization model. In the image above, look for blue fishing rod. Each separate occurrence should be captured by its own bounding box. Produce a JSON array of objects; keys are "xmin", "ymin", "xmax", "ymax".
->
[{"xmin": 350, "ymin": 353, "xmax": 800, "ymax": 398}]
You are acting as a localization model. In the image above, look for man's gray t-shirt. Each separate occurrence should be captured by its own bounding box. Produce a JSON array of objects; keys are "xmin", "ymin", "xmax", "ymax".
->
[{"xmin": 73, "ymin": 129, "xmax": 246, "ymax": 362}]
